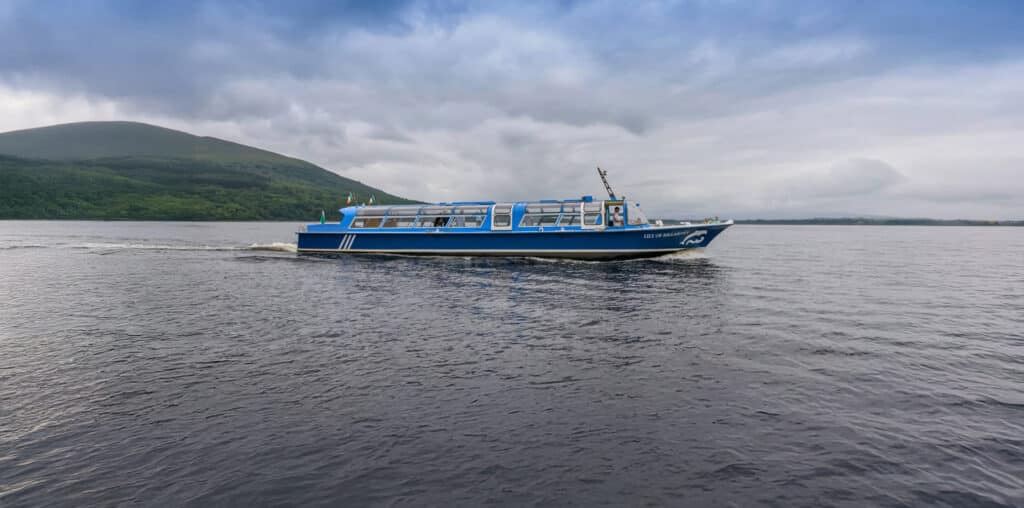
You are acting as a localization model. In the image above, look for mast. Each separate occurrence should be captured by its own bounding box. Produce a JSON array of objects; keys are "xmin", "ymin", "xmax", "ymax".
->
[{"xmin": 596, "ymin": 166, "xmax": 617, "ymax": 200}]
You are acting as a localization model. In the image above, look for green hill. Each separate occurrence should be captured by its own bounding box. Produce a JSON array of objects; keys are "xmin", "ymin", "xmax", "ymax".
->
[{"xmin": 0, "ymin": 121, "xmax": 413, "ymax": 220}]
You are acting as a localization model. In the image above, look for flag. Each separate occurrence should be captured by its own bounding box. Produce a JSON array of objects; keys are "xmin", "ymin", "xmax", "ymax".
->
[
  {"xmin": 320, "ymin": 209, "xmax": 326, "ymax": 224},
  {"xmin": 345, "ymin": 192, "xmax": 353, "ymax": 205},
  {"xmin": 368, "ymin": 194, "xmax": 376, "ymax": 205}
]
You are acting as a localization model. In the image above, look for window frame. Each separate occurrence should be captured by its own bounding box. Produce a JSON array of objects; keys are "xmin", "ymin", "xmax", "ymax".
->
[
  {"xmin": 447, "ymin": 214, "xmax": 485, "ymax": 228},
  {"xmin": 582, "ymin": 201, "xmax": 604, "ymax": 229},
  {"xmin": 490, "ymin": 204, "xmax": 513, "ymax": 231},
  {"xmin": 414, "ymin": 215, "xmax": 452, "ymax": 228},
  {"xmin": 519, "ymin": 213, "xmax": 560, "ymax": 228},
  {"xmin": 382, "ymin": 216, "xmax": 416, "ymax": 228},
  {"xmin": 351, "ymin": 217, "xmax": 383, "ymax": 228}
]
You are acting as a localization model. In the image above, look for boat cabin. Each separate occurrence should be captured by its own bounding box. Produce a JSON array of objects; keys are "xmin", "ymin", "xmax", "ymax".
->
[{"xmin": 322, "ymin": 196, "xmax": 651, "ymax": 233}]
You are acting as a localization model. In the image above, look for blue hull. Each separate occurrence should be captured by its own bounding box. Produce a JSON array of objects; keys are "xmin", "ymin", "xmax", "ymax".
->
[{"xmin": 296, "ymin": 222, "xmax": 731, "ymax": 260}]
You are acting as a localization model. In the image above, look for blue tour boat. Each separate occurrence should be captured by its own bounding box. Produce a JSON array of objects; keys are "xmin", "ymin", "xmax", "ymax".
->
[{"xmin": 296, "ymin": 170, "xmax": 732, "ymax": 260}]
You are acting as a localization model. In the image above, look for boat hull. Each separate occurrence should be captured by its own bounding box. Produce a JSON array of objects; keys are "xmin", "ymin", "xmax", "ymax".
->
[{"xmin": 296, "ymin": 222, "xmax": 731, "ymax": 260}]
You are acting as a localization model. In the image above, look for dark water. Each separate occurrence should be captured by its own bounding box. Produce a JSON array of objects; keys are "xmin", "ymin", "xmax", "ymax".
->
[{"xmin": 1, "ymin": 221, "xmax": 1023, "ymax": 507}]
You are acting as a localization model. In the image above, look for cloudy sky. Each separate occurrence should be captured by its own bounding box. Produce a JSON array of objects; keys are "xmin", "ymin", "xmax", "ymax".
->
[{"xmin": 1, "ymin": 0, "xmax": 1023, "ymax": 219}]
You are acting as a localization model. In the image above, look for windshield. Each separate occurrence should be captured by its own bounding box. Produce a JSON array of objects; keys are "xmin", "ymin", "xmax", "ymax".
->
[{"xmin": 627, "ymin": 201, "xmax": 649, "ymax": 225}]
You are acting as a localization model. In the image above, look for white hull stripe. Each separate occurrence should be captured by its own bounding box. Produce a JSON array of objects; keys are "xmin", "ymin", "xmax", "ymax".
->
[{"xmin": 337, "ymin": 234, "xmax": 357, "ymax": 250}]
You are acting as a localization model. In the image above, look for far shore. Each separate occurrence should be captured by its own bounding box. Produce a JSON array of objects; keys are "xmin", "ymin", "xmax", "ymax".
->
[{"xmin": 732, "ymin": 219, "xmax": 1023, "ymax": 226}]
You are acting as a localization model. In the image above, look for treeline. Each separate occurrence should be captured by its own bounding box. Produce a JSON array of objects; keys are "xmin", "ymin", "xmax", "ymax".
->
[{"xmin": 0, "ymin": 155, "xmax": 413, "ymax": 220}]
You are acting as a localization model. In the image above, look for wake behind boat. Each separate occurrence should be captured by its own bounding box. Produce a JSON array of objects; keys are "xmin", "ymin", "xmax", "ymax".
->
[{"xmin": 296, "ymin": 169, "xmax": 732, "ymax": 260}]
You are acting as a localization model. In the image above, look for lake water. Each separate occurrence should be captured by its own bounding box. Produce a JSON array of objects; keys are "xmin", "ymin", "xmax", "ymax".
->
[{"xmin": 1, "ymin": 221, "xmax": 1022, "ymax": 507}]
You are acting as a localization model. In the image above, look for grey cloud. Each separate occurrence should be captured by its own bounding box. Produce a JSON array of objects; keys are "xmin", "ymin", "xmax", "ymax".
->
[
  {"xmin": 792, "ymin": 158, "xmax": 906, "ymax": 198},
  {"xmin": 896, "ymin": 158, "xmax": 1024, "ymax": 205},
  {"xmin": 909, "ymin": 188, "xmax": 1019, "ymax": 204},
  {"xmin": 366, "ymin": 127, "xmax": 414, "ymax": 144},
  {"xmin": 498, "ymin": 130, "xmax": 537, "ymax": 150}
]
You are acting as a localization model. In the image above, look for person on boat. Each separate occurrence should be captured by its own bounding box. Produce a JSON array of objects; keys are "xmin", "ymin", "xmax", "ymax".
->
[{"xmin": 611, "ymin": 206, "xmax": 624, "ymax": 227}]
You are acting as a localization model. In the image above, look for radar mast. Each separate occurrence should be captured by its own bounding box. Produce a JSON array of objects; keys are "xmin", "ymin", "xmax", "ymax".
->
[{"xmin": 596, "ymin": 166, "xmax": 617, "ymax": 200}]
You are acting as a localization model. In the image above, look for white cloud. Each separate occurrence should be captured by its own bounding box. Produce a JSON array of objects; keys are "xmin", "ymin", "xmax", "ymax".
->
[
  {"xmin": 788, "ymin": 158, "xmax": 905, "ymax": 198},
  {"xmin": 0, "ymin": 85, "xmax": 124, "ymax": 131},
  {"xmin": 755, "ymin": 38, "xmax": 870, "ymax": 69}
]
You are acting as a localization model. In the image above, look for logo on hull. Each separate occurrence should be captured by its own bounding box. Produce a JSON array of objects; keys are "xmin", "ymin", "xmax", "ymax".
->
[{"xmin": 680, "ymin": 230, "xmax": 708, "ymax": 246}]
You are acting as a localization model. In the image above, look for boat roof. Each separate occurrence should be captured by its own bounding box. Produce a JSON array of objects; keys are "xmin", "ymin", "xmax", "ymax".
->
[{"xmin": 341, "ymin": 196, "xmax": 618, "ymax": 213}]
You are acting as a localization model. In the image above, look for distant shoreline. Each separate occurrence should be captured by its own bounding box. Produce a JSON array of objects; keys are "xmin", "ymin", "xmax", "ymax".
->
[{"xmin": 733, "ymin": 219, "xmax": 1024, "ymax": 226}]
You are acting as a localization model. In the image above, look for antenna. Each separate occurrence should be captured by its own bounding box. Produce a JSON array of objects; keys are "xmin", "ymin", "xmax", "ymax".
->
[{"xmin": 597, "ymin": 166, "xmax": 617, "ymax": 200}]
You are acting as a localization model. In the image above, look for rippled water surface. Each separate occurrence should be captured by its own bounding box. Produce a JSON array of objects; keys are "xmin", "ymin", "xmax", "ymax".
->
[{"xmin": 1, "ymin": 221, "xmax": 1023, "ymax": 507}]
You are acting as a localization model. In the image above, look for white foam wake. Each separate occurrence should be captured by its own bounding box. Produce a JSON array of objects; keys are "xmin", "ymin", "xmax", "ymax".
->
[
  {"xmin": 73, "ymin": 243, "xmax": 242, "ymax": 251},
  {"xmin": 0, "ymin": 244, "xmax": 48, "ymax": 250},
  {"xmin": 58, "ymin": 242, "xmax": 298, "ymax": 253},
  {"xmin": 649, "ymin": 249, "xmax": 709, "ymax": 262},
  {"xmin": 246, "ymin": 242, "xmax": 297, "ymax": 253}
]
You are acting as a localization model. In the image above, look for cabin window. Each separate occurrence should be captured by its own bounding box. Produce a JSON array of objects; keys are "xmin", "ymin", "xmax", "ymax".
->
[
  {"xmin": 453, "ymin": 206, "xmax": 489, "ymax": 215},
  {"xmin": 627, "ymin": 202, "xmax": 649, "ymax": 225},
  {"xmin": 520, "ymin": 214, "xmax": 559, "ymax": 227},
  {"xmin": 352, "ymin": 217, "xmax": 383, "ymax": 228},
  {"xmin": 584, "ymin": 213, "xmax": 601, "ymax": 225},
  {"xmin": 387, "ymin": 207, "xmax": 420, "ymax": 216},
  {"xmin": 383, "ymin": 217, "xmax": 415, "ymax": 228},
  {"xmin": 356, "ymin": 208, "xmax": 388, "ymax": 216},
  {"xmin": 449, "ymin": 206, "xmax": 487, "ymax": 228},
  {"xmin": 557, "ymin": 214, "xmax": 579, "ymax": 226},
  {"xmin": 492, "ymin": 205, "xmax": 513, "ymax": 230},
  {"xmin": 415, "ymin": 216, "xmax": 450, "ymax": 227},
  {"xmin": 421, "ymin": 206, "xmax": 453, "ymax": 215},
  {"xmin": 448, "ymin": 215, "xmax": 485, "ymax": 228}
]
